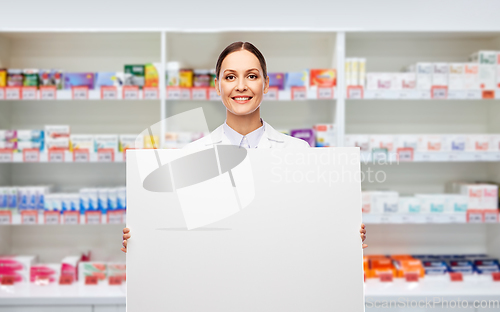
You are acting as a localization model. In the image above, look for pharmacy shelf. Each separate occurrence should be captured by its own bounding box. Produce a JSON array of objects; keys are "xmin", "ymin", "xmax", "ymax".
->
[
  {"xmin": 365, "ymin": 276, "xmax": 500, "ymax": 302},
  {"xmin": 0, "ymin": 151, "xmax": 126, "ymax": 163},
  {"xmin": 349, "ymin": 89, "xmax": 500, "ymax": 100},
  {"xmin": 360, "ymin": 151, "xmax": 500, "ymax": 163},
  {"xmin": 0, "ymin": 211, "xmax": 125, "ymax": 226},
  {"xmin": 0, "ymin": 283, "xmax": 126, "ymax": 306},
  {"xmin": 361, "ymin": 213, "xmax": 498, "ymax": 224}
]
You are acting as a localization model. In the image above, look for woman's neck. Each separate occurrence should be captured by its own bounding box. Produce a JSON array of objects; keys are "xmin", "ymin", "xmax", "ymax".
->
[{"xmin": 226, "ymin": 108, "xmax": 262, "ymax": 136}]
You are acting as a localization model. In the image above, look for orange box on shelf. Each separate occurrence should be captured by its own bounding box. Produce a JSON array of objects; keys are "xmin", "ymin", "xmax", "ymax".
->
[
  {"xmin": 309, "ymin": 69, "xmax": 336, "ymax": 87},
  {"xmin": 393, "ymin": 258, "xmax": 425, "ymax": 278},
  {"xmin": 366, "ymin": 256, "xmax": 397, "ymax": 279},
  {"xmin": 390, "ymin": 254, "xmax": 414, "ymax": 260}
]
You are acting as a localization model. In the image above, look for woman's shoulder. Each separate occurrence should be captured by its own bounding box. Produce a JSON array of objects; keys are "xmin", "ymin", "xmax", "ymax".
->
[{"xmin": 264, "ymin": 123, "xmax": 311, "ymax": 148}]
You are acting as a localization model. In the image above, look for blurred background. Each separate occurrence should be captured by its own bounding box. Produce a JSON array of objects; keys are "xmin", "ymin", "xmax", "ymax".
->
[{"xmin": 1, "ymin": 0, "xmax": 500, "ymax": 311}]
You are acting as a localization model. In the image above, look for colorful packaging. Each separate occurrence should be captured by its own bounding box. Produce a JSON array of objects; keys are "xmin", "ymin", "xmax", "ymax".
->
[
  {"xmin": 313, "ymin": 124, "xmax": 336, "ymax": 147},
  {"xmin": 398, "ymin": 197, "xmax": 421, "ymax": 213},
  {"xmin": 448, "ymin": 63, "xmax": 464, "ymax": 90},
  {"xmin": 144, "ymin": 63, "xmax": 160, "ymax": 88},
  {"xmin": 470, "ymin": 51, "xmax": 496, "ymax": 90},
  {"xmin": 473, "ymin": 258, "xmax": 500, "ymax": 274},
  {"xmin": 70, "ymin": 135, "xmax": 94, "ymax": 152},
  {"xmin": 17, "ymin": 130, "xmax": 44, "ymax": 142},
  {"xmin": 0, "ymin": 69, "xmax": 6, "ymax": 87},
  {"xmin": 371, "ymin": 191, "xmax": 399, "ymax": 213},
  {"xmin": 443, "ymin": 135, "xmax": 466, "ymax": 152},
  {"xmin": 416, "ymin": 194, "xmax": 445, "ymax": 213},
  {"xmin": 144, "ymin": 135, "xmax": 160, "ymax": 149},
  {"xmin": 117, "ymin": 187, "xmax": 126, "ymax": 210},
  {"xmin": 98, "ymin": 188, "xmax": 108, "ymax": 212},
  {"xmin": 392, "ymin": 257, "xmax": 425, "ymax": 278},
  {"xmin": 64, "ymin": 73, "xmax": 95, "ymax": 90},
  {"xmin": 119, "ymin": 134, "xmax": 141, "ymax": 152},
  {"xmin": 421, "ymin": 259, "xmax": 448, "ymax": 275},
  {"xmin": 370, "ymin": 135, "xmax": 394, "ymax": 152},
  {"xmin": 124, "ymin": 65, "xmax": 145, "ymax": 88},
  {"xmin": 268, "ymin": 73, "xmax": 285, "ymax": 90},
  {"xmin": 345, "ymin": 59, "xmax": 353, "ymax": 86},
  {"xmin": 394, "ymin": 73, "xmax": 416, "ymax": 89},
  {"xmin": 394, "ymin": 135, "xmax": 419, "ymax": 151},
  {"xmin": 284, "ymin": 71, "xmax": 307, "ymax": 89},
  {"xmin": 30, "ymin": 263, "xmax": 60, "ymax": 284},
  {"xmin": 79, "ymin": 262, "xmax": 107, "ymax": 285},
  {"xmin": 466, "ymin": 135, "xmax": 490, "ymax": 151},
  {"xmin": 107, "ymin": 188, "xmax": 118, "ymax": 211},
  {"xmin": 0, "ymin": 256, "xmax": 36, "ymax": 284},
  {"xmin": 80, "ymin": 188, "xmax": 99, "ymax": 211},
  {"xmin": 0, "ymin": 188, "xmax": 7, "ymax": 209},
  {"xmin": 358, "ymin": 58, "xmax": 366, "ymax": 87},
  {"xmin": 23, "ymin": 69, "xmax": 39, "ymax": 87},
  {"xmin": 447, "ymin": 259, "xmax": 474, "ymax": 274},
  {"xmin": 444, "ymin": 195, "xmax": 468, "ymax": 213},
  {"xmin": 351, "ymin": 60, "xmax": 359, "ymax": 87},
  {"xmin": 309, "ymin": 69, "xmax": 336, "ymax": 87},
  {"xmin": 414, "ymin": 63, "xmax": 433, "ymax": 90},
  {"xmin": 7, "ymin": 188, "xmax": 18, "ymax": 209},
  {"xmin": 179, "ymin": 69, "xmax": 193, "ymax": 88},
  {"xmin": 482, "ymin": 184, "xmax": 498, "ymax": 210},
  {"xmin": 95, "ymin": 72, "xmax": 119, "ymax": 88},
  {"xmin": 94, "ymin": 135, "xmax": 118, "ymax": 153},
  {"xmin": 290, "ymin": 128, "xmax": 315, "ymax": 147},
  {"xmin": 418, "ymin": 135, "xmax": 442, "ymax": 152},
  {"xmin": 193, "ymin": 70, "xmax": 211, "ymax": 87},
  {"xmin": 45, "ymin": 137, "xmax": 70, "ymax": 150},
  {"xmin": 61, "ymin": 256, "xmax": 80, "ymax": 281},
  {"xmin": 344, "ymin": 135, "xmax": 370, "ymax": 152},
  {"xmin": 166, "ymin": 62, "xmax": 180, "ymax": 86},
  {"xmin": 107, "ymin": 263, "xmax": 126, "ymax": 281},
  {"xmin": 361, "ymin": 191, "xmax": 372, "ymax": 213},
  {"xmin": 7, "ymin": 69, "xmax": 23, "ymax": 86},
  {"xmin": 39, "ymin": 70, "xmax": 64, "ymax": 89},
  {"xmin": 432, "ymin": 63, "xmax": 448, "ymax": 86},
  {"xmin": 366, "ymin": 73, "xmax": 393, "ymax": 90}
]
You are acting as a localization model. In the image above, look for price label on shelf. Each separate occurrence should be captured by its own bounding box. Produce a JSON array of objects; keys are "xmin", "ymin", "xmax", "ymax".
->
[
  {"xmin": 317, "ymin": 87, "xmax": 334, "ymax": 99},
  {"xmin": 208, "ymin": 88, "xmax": 220, "ymax": 101},
  {"xmin": 379, "ymin": 273, "xmax": 393, "ymax": 282},
  {"xmin": 347, "ymin": 86, "xmax": 363, "ymax": 99},
  {"xmin": 21, "ymin": 210, "xmax": 38, "ymax": 225},
  {"xmin": 492, "ymin": 272, "xmax": 500, "ymax": 282},
  {"xmin": 101, "ymin": 86, "xmax": 117, "ymax": 100},
  {"xmin": 1, "ymin": 276, "xmax": 15, "ymax": 285},
  {"xmin": 465, "ymin": 90, "xmax": 481, "ymax": 99},
  {"xmin": 109, "ymin": 276, "xmax": 123, "ymax": 285},
  {"xmin": 123, "ymin": 86, "xmax": 139, "ymax": 100},
  {"xmin": 291, "ymin": 87, "xmax": 306, "ymax": 100},
  {"xmin": 49, "ymin": 149, "xmax": 65, "ymax": 162},
  {"xmin": 397, "ymin": 147, "xmax": 414, "ymax": 162},
  {"xmin": 0, "ymin": 211, "xmax": 12, "ymax": 225},
  {"xmin": 85, "ymin": 211, "xmax": 101, "ymax": 224},
  {"xmin": 405, "ymin": 272, "xmax": 419, "ymax": 282},
  {"xmin": 40, "ymin": 86, "xmax": 57, "ymax": 100},
  {"xmin": 143, "ymin": 87, "xmax": 159, "ymax": 100},
  {"xmin": 59, "ymin": 274, "xmax": 74, "ymax": 285},
  {"xmin": 22, "ymin": 87, "xmax": 37, "ymax": 100},
  {"xmin": 264, "ymin": 87, "xmax": 279, "ymax": 100},
  {"xmin": 191, "ymin": 87, "xmax": 208, "ymax": 100},
  {"xmin": 398, "ymin": 90, "xmax": 411, "ymax": 99},
  {"xmin": 0, "ymin": 88, "xmax": 5, "ymax": 100},
  {"xmin": 73, "ymin": 149, "xmax": 90, "ymax": 162},
  {"xmin": 450, "ymin": 272, "xmax": 463, "ymax": 282},
  {"xmin": 401, "ymin": 214, "xmax": 416, "ymax": 223},
  {"xmin": 431, "ymin": 86, "xmax": 448, "ymax": 99},
  {"xmin": 5, "ymin": 87, "xmax": 21, "ymax": 100},
  {"xmin": 23, "ymin": 149, "xmax": 40, "ymax": 162},
  {"xmin": 85, "ymin": 275, "xmax": 98, "ymax": 285},
  {"xmin": 107, "ymin": 210, "xmax": 125, "ymax": 224},
  {"xmin": 484, "ymin": 210, "xmax": 499, "ymax": 223},
  {"xmin": 0, "ymin": 149, "xmax": 13, "ymax": 162},
  {"xmin": 63, "ymin": 211, "xmax": 79, "ymax": 225},
  {"xmin": 417, "ymin": 90, "xmax": 431, "ymax": 99},
  {"xmin": 371, "ymin": 148, "xmax": 388, "ymax": 162},
  {"xmin": 425, "ymin": 215, "xmax": 437, "ymax": 223},
  {"xmin": 467, "ymin": 210, "xmax": 483, "ymax": 223},
  {"xmin": 44, "ymin": 211, "xmax": 60, "ymax": 225},
  {"xmin": 98, "ymin": 148, "xmax": 114, "ymax": 162},
  {"xmin": 473, "ymin": 153, "xmax": 484, "ymax": 161},
  {"xmin": 482, "ymin": 90, "xmax": 495, "ymax": 99},
  {"xmin": 380, "ymin": 215, "xmax": 390, "ymax": 223},
  {"xmin": 167, "ymin": 87, "xmax": 181, "ymax": 99},
  {"xmin": 72, "ymin": 86, "xmax": 88, "ymax": 100},
  {"xmin": 180, "ymin": 88, "xmax": 191, "ymax": 100}
]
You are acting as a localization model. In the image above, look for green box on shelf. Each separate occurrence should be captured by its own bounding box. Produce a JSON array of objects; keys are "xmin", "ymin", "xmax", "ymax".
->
[{"xmin": 124, "ymin": 65, "xmax": 145, "ymax": 89}]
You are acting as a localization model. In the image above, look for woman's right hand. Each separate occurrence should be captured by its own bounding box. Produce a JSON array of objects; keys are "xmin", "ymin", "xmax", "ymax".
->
[{"xmin": 121, "ymin": 227, "xmax": 131, "ymax": 253}]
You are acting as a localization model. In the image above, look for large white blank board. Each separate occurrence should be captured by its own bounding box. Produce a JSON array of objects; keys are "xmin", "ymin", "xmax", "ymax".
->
[{"xmin": 126, "ymin": 147, "xmax": 364, "ymax": 312}]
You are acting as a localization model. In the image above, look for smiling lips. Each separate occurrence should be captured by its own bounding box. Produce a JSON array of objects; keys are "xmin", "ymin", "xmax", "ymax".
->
[{"xmin": 232, "ymin": 96, "xmax": 253, "ymax": 104}]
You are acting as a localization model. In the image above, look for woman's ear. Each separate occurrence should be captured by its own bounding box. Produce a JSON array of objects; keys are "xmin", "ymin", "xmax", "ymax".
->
[
  {"xmin": 215, "ymin": 78, "xmax": 221, "ymax": 96},
  {"xmin": 263, "ymin": 75, "xmax": 270, "ymax": 94}
]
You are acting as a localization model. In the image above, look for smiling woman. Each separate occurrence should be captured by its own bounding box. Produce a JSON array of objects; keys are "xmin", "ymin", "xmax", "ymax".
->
[{"xmin": 121, "ymin": 41, "xmax": 368, "ymax": 252}]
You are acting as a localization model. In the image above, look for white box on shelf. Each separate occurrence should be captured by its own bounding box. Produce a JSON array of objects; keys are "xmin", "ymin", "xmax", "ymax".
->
[
  {"xmin": 370, "ymin": 135, "xmax": 394, "ymax": 152},
  {"xmin": 314, "ymin": 124, "xmax": 336, "ymax": 147},
  {"xmin": 358, "ymin": 58, "xmax": 366, "ymax": 88},
  {"xmin": 418, "ymin": 135, "xmax": 443, "ymax": 152},
  {"xmin": 351, "ymin": 58, "xmax": 359, "ymax": 87},
  {"xmin": 45, "ymin": 125, "xmax": 70, "ymax": 139},
  {"xmin": 70, "ymin": 134, "xmax": 94, "ymax": 151},
  {"xmin": 443, "ymin": 135, "xmax": 467, "ymax": 152},
  {"xmin": 482, "ymin": 184, "xmax": 498, "ymax": 210},
  {"xmin": 460, "ymin": 184, "xmax": 483, "ymax": 210},
  {"xmin": 416, "ymin": 194, "xmax": 446, "ymax": 213},
  {"xmin": 345, "ymin": 135, "xmax": 370, "ymax": 152},
  {"xmin": 444, "ymin": 195, "xmax": 468, "ymax": 213},
  {"xmin": 497, "ymin": 52, "xmax": 500, "ymax": 89},
  {"xmin": 398, "ymin": 196, "xmax": 421, "ymax": 213},
  {"xmin": 432, "ymin": 63, "xmax": 449, "ymax": 86},
  {"xmin": 94, "ymin": 134, "xmax": 119, "ymax": 153},
  {"xmin": 448, "ymin": 63, "xmax": 465, "ymax": 90},
  {"xmin": 367, "ymin": 191, "xmax": 399, "ymax": 214},
  {"xmin": 366, "ymin": 73, "xmax": 393, "ymax": 90},
  {"xmin": 362, "ymin": 191, "xmax": 372, "ymax": 213},
  {"xmin": 470, "ymin": 51, "xmax": 497, "ymax": 90},
  {"xmin": 464, "ymin": 63, "xmax": 480, "ymax": 90},
  {"xmin": 345, "ymin": 58, "xmax": 353, "ymax": 86},
  {"xmin": 414, "ymin": 63, "xmax": 433, "ymax": 90},
  {"xmin": 46, "ymin": 137, "xmax": 70, "ymax": 150},
  {"xmin": 394, "ymin": 135, "xmax": 419, "ymax": 151},
  {"xmin": 394, "ymin": 73, "xmax": 416, "ymax": 89},
  {"xmin": 120, "ymin": 134, "xmax": 142, "ymax": 151},
  {"xmin": 490, "ymin": 134, "xmax": 500, "ymax": 151},
  {"xmin": 79, "ymin": 262, "xmax": 108, "ymax": 285},
  {"xmin": 466, "ymin": 135, "xmax": 490, "ymax": 151}
]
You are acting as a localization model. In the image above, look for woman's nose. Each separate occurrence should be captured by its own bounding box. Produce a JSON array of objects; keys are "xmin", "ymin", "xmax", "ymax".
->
[{"xmin": 235, "ymin": 80, "xmax": 248, "ymax": 91}]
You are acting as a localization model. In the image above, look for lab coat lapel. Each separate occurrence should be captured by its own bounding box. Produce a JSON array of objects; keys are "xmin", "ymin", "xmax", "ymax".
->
[{"xmin": 257, "ymin": 121, "xmax": 284, "ymax": 148}]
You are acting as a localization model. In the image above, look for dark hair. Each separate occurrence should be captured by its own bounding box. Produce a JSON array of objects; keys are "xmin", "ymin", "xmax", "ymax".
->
[{"xmin": 215, "ymin": 41, "xmax": 267, "ymax": 80}]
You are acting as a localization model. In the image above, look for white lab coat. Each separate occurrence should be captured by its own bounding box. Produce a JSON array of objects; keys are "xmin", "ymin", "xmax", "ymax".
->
[{"xmin": 185, "ymin": 121, "xmax": 310, "ymax": 149}]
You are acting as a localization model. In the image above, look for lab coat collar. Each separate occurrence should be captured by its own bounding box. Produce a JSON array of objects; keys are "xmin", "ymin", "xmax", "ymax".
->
[{"xmin": 207, "ymin": 120, "xmax": 284, "ymax": 148}]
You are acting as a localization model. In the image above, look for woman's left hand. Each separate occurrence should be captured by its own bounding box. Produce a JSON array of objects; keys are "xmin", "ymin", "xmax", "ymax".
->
[{"xmin": 360, "ymin": 223, "xmax": 367, "ymax": 249}]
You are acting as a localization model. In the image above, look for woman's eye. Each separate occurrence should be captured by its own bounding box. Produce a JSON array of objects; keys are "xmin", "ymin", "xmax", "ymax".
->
[
  {"xmin": 248, "ymin": 74, "xmax": 257, "ymax": 79},
  {"xmin": 225, "ymin": 75, "xmax": 235, "ymax": 80}
]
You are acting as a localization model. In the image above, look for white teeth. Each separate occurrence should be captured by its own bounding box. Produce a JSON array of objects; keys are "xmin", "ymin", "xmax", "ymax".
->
[{"xmin": 234, "ymin": 97, "xmax": 250, "ymax": 101}]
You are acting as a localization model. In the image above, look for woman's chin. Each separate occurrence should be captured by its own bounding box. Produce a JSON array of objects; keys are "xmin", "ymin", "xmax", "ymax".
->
[{"xmin": 226, "ymin": 105, "xmax": 260, "ymax": 116}]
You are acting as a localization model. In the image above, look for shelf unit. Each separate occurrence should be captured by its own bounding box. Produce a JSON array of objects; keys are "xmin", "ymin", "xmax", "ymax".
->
[{"xmin": 1, "ymin": 29, "xmax": 500, "ymax": 311}]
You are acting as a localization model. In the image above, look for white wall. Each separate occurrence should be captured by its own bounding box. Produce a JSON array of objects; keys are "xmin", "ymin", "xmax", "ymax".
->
[{"xmin": 1, "ymin": 0, "xmax": 500, "ymax": 31}]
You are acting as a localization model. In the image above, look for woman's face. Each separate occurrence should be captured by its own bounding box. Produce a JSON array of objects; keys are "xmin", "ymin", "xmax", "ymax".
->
[{"xmin": 215, "ymin": 50, "xmax": 269, "ymax": 116}]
